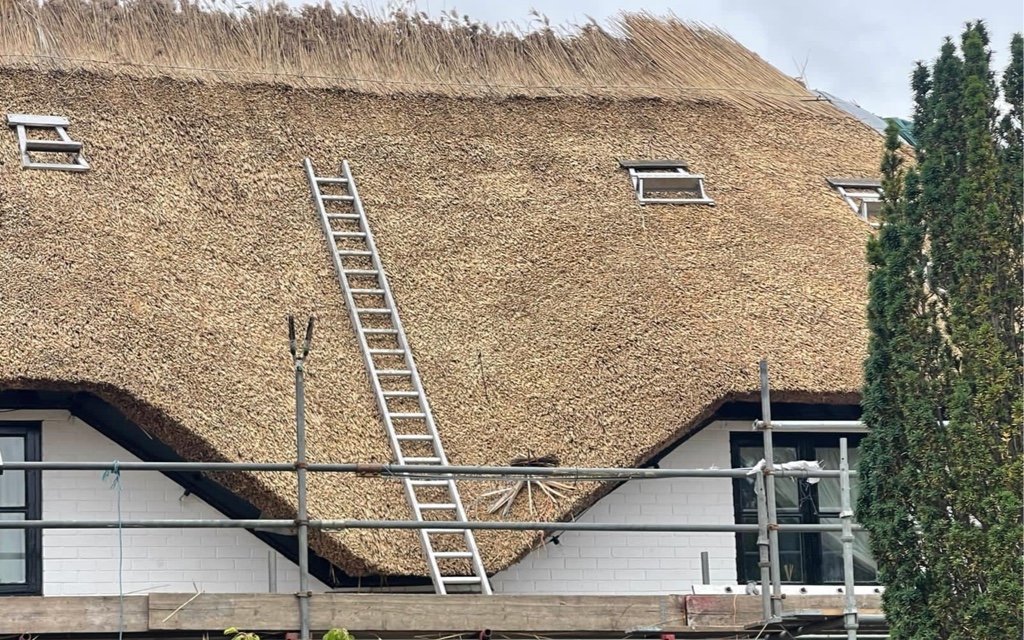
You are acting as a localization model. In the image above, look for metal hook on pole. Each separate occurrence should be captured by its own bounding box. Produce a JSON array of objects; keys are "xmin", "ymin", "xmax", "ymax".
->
[{"xmin": 289, "ymin": 315, "xmax": 315, "ymax": 363}]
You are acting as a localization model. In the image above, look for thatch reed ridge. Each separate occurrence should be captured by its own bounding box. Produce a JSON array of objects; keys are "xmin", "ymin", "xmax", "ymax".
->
[{"xmin": 0, "ymin": 0, "xmax": 820, "ymax": 109}]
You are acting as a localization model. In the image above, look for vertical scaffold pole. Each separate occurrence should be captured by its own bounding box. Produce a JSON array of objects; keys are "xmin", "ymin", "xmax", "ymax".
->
[
  {"xmin": 759, "ymin": 360, "xmax": 783, "ymax": 619},
  {"xmin": 840, "ymin": 437, "xmax": 859, "ymax": 640},
  {"xmin": 290, "ymin": 315, "xmax": 314, "ymax": 640},
  {"xmin": 754, "ymin": 471, "xmax": 772, "ymax": 621}
]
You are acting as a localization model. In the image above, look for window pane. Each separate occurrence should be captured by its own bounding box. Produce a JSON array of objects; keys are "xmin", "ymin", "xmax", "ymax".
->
[
  {"xmin": 740, "ymin": 515, "xmax": 804, "ymax": 583},
  {"xmin": 0, "ymin": 437, "xmax": 26, "ymax": 508},
  {"xmin": 819, "ymin": 517, "xmax": 878, "ymax": 583},
  {"xmin": 817, "ymin": 446, "xmax": 861, "ymax": 511},
  {"xmin": 0, "ymin": 513, "xmax": 26, "ymax": 584},
  {"xmin": 737, "ymin": 445, "xmax": 799, "ymax": 510}
]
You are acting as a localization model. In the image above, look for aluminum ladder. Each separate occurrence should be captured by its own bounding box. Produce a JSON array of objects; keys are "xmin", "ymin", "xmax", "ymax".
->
[{"xmin": 304, "ymin": 158, "xmax": 492, "ymax": 595}]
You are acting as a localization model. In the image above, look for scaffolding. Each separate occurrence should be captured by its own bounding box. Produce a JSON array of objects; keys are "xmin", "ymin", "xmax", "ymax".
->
[{"xmin": 0, "ymin": 318, "xmax": 879, "ymax": 640}]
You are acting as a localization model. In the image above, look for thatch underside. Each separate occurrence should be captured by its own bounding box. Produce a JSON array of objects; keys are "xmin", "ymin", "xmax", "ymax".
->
[
  {"xmin": 0, "ymin": 67, "xmax": 881, "ymax": 576},
  {"xmin": 0, "ymin": 0, "xmax": 829, "ymax": 111}
]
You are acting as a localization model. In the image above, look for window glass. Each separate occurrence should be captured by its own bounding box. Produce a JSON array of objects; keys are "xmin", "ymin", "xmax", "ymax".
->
[
  {"xmin": 733, "ymin": 434, "xmax": 876, "ymax": 586},
  {"xmin": 0, "ymin": 426, "xmax": 39, "ymax": 594},
  {"xmin": 739, "ymin": 514, "xmax": 805, "ymax": 583},
  {"xmin": 738, "ymin": 445, "xmax": 799, "ymax": 510},
  {"xmin": 0, "ymin": 513, "xmax": 26, "ymax": 584},
  {"xmin": 816, "ymin": 446, "xmax": 861, "ymax": 511},
  {"xmin": 820, "ymin": 517, "xmax": 878, "ymax": 583},
  {"xmin": 0, "ymin": 437, "xmax": 25, "ymax": 508}
]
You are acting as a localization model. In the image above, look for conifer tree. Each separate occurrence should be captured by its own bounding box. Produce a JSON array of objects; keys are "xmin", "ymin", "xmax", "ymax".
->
[{"xmin": 858, "ymin": 22, "xmax": 1023, "ymax": 639}]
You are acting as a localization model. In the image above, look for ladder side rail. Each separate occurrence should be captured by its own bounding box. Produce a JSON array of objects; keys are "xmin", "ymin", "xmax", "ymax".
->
[
  {"xmin": 304, "ymin": 157, "xmax": 412, "ymax": 470},
  {"xmin": 312, "ymin": 158, "xmax": 447, "ymax": 593},
  {"xmin": 340, "ymin": 160, "xmax": 450, "ymax": 465},
  {"xmin": 340, "ymin": 160, "xmax": 492, "ymax": 594}
]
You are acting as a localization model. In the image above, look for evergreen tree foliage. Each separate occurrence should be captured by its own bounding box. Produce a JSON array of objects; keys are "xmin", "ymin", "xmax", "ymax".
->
[{"xmin": 858, "ymin": 22, "xmax": 1023, "ymax": 639}]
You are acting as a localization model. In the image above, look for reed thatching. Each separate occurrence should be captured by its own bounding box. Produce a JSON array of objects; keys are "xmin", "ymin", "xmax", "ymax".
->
[
  {"xmin": 0, "ymin": 7, "xmax": 884, "ymax": 577},
  {"xmin": 0, "ymin": 0, "xmax": 826, "ymax": 111}
]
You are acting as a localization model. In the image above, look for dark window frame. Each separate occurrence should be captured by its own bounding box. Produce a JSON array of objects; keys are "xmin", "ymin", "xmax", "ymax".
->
[
  {"xmin": 730, "ymin": 431, "xmax": 876, "ymax": 586},
  {"xmin": 0, "ymin": 421, "xmax": 42, "ymax": 596}
]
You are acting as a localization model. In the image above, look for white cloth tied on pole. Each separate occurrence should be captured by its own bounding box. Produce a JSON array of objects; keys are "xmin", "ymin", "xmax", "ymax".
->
[{"xmin": 746, "ymin": 459, "xmax": 824, "ymax": 484}]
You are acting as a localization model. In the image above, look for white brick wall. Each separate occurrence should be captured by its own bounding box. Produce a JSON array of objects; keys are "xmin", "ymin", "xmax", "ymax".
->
[
  {"xmin": 14, "ymin": 411, "xmax": 330, "ymax": 595},
  {"xmin": 492, "ymin": 421, "xmax": 741, "ymax": 595}
]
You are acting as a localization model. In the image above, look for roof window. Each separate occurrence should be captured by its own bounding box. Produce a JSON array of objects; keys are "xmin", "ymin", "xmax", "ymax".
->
[
  {"xmin": 619, "ymin": 159, "xmax": 714, "ymax": 205},
  {"xmin": 6, "ymin": 114, "xmax": 89, "ymax": 172},
  {"xmin": 826, "ymin": 177, "xmax": 882, "ymax": 224}
]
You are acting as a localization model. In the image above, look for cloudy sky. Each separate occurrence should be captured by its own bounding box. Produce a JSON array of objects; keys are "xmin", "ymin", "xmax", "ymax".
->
[{"xmin": 344, "ymin": 0, "xmax": 1021, "ymax": 118}]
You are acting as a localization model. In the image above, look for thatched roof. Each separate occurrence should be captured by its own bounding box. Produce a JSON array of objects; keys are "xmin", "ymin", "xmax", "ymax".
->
[{"xmin": 0, "ymin": 2, "xmax": 883, "ymax": 577}]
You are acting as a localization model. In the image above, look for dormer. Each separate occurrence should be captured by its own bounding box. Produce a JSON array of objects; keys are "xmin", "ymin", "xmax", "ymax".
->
[
  {"xmin": 619, "ymin": 159, "xmax": 714, "ymax": 205},
  {"xmin": 826, "ymin": 177, "xmax": 882, "ymax": 224},
  {"xmin": 6, "ymin": 113, "xmax": 90, "ymax": 172}
]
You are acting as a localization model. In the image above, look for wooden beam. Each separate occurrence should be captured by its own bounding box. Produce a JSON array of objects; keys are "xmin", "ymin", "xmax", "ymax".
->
[
  {"xmin": 0, "ymin": 596, "xmax": 149, "ymax": 633},
  {"xmin": 682, "ymin": 594, "xmax": 883, "ymax": 629},
  {"xmin": 0, "ymin": 593, "xmax": 883, "ymax": 635},
  {"xmin": 150, "ymin": 593, "xmax": 686, "ymax": 633}
]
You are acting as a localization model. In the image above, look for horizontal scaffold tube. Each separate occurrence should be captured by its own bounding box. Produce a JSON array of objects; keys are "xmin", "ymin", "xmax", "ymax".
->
[
  {"xmin": 0, "ymin": 519, "xmax": 864, "ymax": 532},
  {"xmin": 0, "ymin": 461, "xmax": 856, "ymax": 479}
]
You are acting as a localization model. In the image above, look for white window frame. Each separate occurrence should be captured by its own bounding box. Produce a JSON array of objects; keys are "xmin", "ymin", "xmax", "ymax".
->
[
  {"xmin": 826, "ymin": 177, "xmax": 882, "ymax": 226},
  {"xmin": 6, "ymin": 113, "xmax": 90, "ymax": 172},
  {"xmin": 619, "ymin": 159, "xmax": 714, "ymax": 205}
]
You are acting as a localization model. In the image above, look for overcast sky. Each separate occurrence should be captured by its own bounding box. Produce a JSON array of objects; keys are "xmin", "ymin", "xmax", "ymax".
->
[{"xmin": 341, "ymin": 0, "xmax": 1021, "ymax": 118}]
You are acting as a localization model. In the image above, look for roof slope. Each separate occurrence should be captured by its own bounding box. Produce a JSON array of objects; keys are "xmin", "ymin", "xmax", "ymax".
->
[{"xmin": 0, "ymin": 7, "xmax": 883, "ymax": 577}]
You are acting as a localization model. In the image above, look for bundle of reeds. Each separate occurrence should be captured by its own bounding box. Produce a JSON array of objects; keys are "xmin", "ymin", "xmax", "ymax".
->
[
  {"xmin": 476, "ymin": 454, "xmax": 575, "ymax": 517},
  {"xmin": 0, "ymin": 0, "xmax": 816, "ymax": 109}
]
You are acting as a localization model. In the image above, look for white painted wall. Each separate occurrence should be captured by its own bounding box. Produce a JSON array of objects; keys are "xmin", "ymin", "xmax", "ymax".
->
[
  {"xmin": 491, "ymin": 421, "xmax": 737, "ymax": 595},
  {"xmin": 9, "ymin": 411, "xmax": 328, "ymax": 596},
  {"xmin": 491, "ymin": 420, "xmax": 870, "ymax": 596}
]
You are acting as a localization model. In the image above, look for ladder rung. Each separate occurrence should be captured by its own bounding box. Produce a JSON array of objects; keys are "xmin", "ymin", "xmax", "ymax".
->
[
  {"xmin": 424, "ymin": 528, "xmax": 466, "ymax": 535},
  {"xmin": 441, "ymin": 576, "xmax": 482, "ymax": 584},
  {"xmin": 322, "ymin": 195, "xmax": 355, "ymax": 202},
  {"xmin": 327, "ymin": 213, "xmax": 360, "ymax": 220},
  {"xmin": 356, "ymin": 308, "xmax": 392, "ymax": 315},
  {"xmin": 377, "ymin": 369, "xmax": 412, "ymax": 376},
  {"xmin": 333, "ymin": 232, "xmax": 366, "ymax": 238},
  {"xmin": 404, "ymin": 456, "xmax": 441, "ymax": 464},
  {"xmin": 390, "ymin": 412, "xmax": 427, "ymax": 419},
  {"xmin": 352, "ymin": 288, "xmax": 385, "ymax": 295},
  {"xmin": 343, "ymin": 269, "xmax": 379, "ymax": 276},
  {"xmin": 420, "ymin": 503, "xmax": 457, "ymax": 510},
  {"xmin": 370, "ymin": 348, "xmax": 405, "ymax": 355},
  {"xmin": 338, "ymin": 250, "xmax": 372, "ymax": 257},
  {"xmin": 316, "ymin": 176, "xmax": 348, "ymax": 184},
  {"xmin": 433, "ymin": 551, "xmax": 473, "ymax": 559},
  {"xmin": 384, "ymin": 390, "xmax": 419, "ymax": 398},
  {"xmin": 363, "ymin": 328, "xmax": 399, "ymax": 335},
  {"xmin": 410, "ymin": 480, "xmax": 449, "ymax": 487},
  {"xmin": 397, "ymin": 434, "xmax": 434, "ymax": 441}
]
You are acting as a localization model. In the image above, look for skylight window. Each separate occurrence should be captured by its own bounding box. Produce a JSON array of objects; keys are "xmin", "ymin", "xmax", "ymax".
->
[
  {"xmin": 826, "ymin": 177, "xmax": 882, "ymax": 224},
  {"xmin": 619, "ymin": 159, "xmax": 714, "ymax": 205},
  {"xmin": 6, "ymin": 114, "xmax": 89, "ymax": 172}
]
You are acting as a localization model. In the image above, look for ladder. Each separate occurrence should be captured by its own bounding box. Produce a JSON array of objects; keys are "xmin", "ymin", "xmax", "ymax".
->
[{"xmin": 303, "ymin": 158, "xmax": 492, "ymax": 595}]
